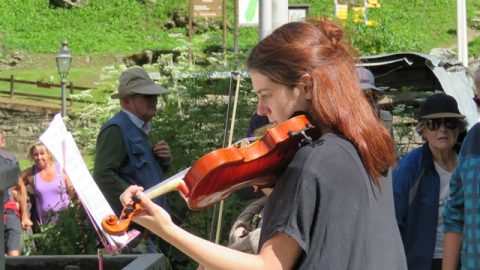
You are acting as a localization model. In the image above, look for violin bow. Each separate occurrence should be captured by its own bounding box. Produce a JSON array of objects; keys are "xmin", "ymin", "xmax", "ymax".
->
[{"xmin": 209, "ymin": 71, "xmax": 242, "ymax": 244}]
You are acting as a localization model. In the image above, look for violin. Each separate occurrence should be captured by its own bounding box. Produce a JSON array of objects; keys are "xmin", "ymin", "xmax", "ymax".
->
[{"xmin": 102, "ymin": 114, "xmax": 320, "ymax": 236}]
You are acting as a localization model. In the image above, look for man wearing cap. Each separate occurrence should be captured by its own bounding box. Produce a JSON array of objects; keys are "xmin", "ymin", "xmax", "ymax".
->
[
  {"xmin": 393, "ymin": 93, "xmax": 466, "ymax": 270},
  {"xmin": 93, "ymin": 66, "xmax": 171, "ymax": 253},
  {"xmin": 356, "ymin": 67, "xmax": 393, "ymax": 135}
]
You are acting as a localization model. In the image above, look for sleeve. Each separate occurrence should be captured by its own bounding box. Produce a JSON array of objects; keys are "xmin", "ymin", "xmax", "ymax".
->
[
  {"xmin": 93, "ymin": 125, "xmax": 130, "ymax": 205},
  {"xmin": 392, "ymin": 160, "xmax": 415, "ymax": 240},
  {"xmin": 262, "ymin": 164, "xmax": 318, "ymax": 252}
]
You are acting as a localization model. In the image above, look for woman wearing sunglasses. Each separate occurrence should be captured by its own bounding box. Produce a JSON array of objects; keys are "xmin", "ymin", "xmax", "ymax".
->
[{"xmin": 393, "ymin": 93, "xmax": 467, "ymax": 270}]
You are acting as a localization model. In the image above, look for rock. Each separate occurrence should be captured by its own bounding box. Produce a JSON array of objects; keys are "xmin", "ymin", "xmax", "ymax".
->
[
  {"xmin": 172, "ymin": 9, "xmax": 188, "ymax": 28},
  {"xmin": 429, "ymin": 48, "xmax": 457, "ymax": 61},
  {"xmin": 123, "ymin": 50, "xmax": 180, "ymax": 67},
  {"xmin": 10, "ymin": 51, "xmax": 25, "ymax": 61},
  {"xmin": 49, "ymin": 0, "xmax": 89, "ymax": 8},
  {"xmin": 163, "ymin": 19, "xmax": 176, "ymax": 29},
  {"xmin": 471, "ymin": 18, "xmax": 480, "ymax": 30}
]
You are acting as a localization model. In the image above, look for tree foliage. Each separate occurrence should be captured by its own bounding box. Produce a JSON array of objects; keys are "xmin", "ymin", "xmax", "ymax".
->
[{"xmin": 66, "ymin": 36, "xmax": 255, "ymax": 269}]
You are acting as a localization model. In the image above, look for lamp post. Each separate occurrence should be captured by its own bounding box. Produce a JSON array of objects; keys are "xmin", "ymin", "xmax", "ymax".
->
[{"xmin": 55, "ymin": 40, "xmax": 72, "ymax": 117}]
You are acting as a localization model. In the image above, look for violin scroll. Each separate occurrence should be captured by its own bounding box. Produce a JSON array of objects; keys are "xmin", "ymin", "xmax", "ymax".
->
[
  {"xmin": 101, "ymin": 175, "xmax": 190, "ymax": 235},
  {"xmin": 102, "ymin": 196, "xmax": 143, "ymax": 236}
]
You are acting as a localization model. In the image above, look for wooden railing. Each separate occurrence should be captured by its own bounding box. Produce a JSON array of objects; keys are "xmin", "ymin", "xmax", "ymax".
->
[{"xmin": 0, "ymin": 75, "xmax": 91, "ymax": 107}]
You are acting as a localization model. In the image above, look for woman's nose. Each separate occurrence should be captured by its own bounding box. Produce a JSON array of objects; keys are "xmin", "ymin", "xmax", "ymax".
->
[{"xmin": 256, "ymin": 102, "xmax": 268, "ymax": 116}]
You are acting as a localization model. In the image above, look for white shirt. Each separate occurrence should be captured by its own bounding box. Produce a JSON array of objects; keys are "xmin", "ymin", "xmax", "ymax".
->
[
  {"xmin": 121, "ymin": 108, "xmax": 152, "ymax": 134},
  {"xmin": 433, "ymin": 161, "xmax": 453, "ymax": 259}
]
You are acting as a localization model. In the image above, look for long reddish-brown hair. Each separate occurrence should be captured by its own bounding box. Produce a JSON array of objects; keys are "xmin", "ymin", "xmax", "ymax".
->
[{"xmin": 247, "ymin": 18, "xmax": 395, "ymax": 184}]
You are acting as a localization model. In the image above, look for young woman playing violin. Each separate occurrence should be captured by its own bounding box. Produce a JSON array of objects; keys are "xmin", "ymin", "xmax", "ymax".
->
[{"xmin": 119, "ymin": 18, "xmax": 407, "ymax": 269}]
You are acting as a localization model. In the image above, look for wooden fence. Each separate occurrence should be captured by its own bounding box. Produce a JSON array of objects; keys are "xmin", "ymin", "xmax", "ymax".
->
[{"xmin": 0, "ymin": 75, "xmax": 91, "ymax": 106}]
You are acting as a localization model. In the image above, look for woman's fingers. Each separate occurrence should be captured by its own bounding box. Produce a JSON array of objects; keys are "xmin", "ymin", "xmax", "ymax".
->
[{"xmin": 120, "ymin": 185, "xmax": 144, "ymax": 207}]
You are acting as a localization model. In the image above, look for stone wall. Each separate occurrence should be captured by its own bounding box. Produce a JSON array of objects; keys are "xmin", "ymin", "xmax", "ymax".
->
[{"xmin": 0, "ymin": 100, "xmax": 58, "ymax": 158}]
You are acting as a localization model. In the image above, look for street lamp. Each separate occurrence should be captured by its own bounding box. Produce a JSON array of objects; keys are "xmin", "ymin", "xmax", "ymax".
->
[{"xmin": 55, "ymin": 40, "xmax": 72, "ymax": 117}]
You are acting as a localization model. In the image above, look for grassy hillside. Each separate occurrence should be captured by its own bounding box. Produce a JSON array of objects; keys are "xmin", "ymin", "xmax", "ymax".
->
[
  {"xmin": 0, "ymin": 0, "xmax": 184, "ymax": 54},
  {"xmin": 0, "ymin": 0, "xmax": 478, "ymax": 106},
  {"xmin": 0, "ymin": 0, "xmax": 477, "ymax": 102},
  {"xmin": 0, "ymin": 0, "xmax": 478, "ymax": 57}
]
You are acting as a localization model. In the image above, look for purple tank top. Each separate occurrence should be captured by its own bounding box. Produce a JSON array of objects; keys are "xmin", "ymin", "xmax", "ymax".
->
[{"xmin": 33, "ymin": 162, "xmax": 70, "ymax": 224}]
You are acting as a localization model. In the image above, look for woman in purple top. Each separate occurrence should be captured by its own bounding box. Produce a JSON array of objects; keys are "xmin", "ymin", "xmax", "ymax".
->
[{"xmin": 19, "ymin": 142, "xmax": 74, "ymax": 227}]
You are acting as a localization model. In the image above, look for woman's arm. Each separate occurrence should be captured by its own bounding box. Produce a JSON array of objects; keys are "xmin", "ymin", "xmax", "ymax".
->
[
  {"xmin": 63, "ymin": 172, "xmax": 75, "ymax": 198},
  {"xmin": 442, "ymin": 232, "xmax": 462, "ymax": 270},
  {"xmin": 18, "ymin": 168, "xmax": 34, "ymax": 228},
  {"xmin": 121, "ymin": 186, "xmax": 302, "ymax": 270}
]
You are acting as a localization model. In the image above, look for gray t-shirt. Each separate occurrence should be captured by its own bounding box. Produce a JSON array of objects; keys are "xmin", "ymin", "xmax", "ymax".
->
[
  {"xmin": 0, "ymin": 149, "xmax": 20, "ymax": 203},
  {"xmin": 259, "ymin": 133, "xmax": 407, "ymax": 269}
]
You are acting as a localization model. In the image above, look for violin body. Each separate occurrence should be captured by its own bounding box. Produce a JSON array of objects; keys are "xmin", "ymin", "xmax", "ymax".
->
[
  {"xmin": 102, "ymin": 114, "xmax": 319, "ymax": 235},
  {"xmin": 184, "ymin": 114, "xmax": 319, "ymax": 209}
]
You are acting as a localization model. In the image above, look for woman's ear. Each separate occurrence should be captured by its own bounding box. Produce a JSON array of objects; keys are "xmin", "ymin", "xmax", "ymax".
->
[{"xmin": 299, "ymin": 73, "xmax": 313, "ymax": 99}]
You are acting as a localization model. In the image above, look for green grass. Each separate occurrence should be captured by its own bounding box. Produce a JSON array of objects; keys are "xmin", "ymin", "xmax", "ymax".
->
[
  {"xmin": 0, "ymin": 0, "xmax": 187, "ymax": 55},
  {"xmin": 0, "ymin": 65, "xmax": 105, "ymax": 106},
  {"xmin": 0, "ymin": 0, "xmax": 478, "ymax": 104},
  {"xmin": 0, "ymin": 66, "xmax": 101, "ymax": 88},
  {"xmin": 467, "ymin": 0, "xmax": 480, "ymax": 57},
  {"xmin": 346, "ymin": 0, "xmax": 475, "ymax": 54},
  {"xmin": 1, "ymin": 0, "xmax": 477, "ymax": 56},
  {"xmin": 470, "ymin": 38, "xmax": 480, "ymax": 57},
  {"xmin": 18, "ymin": 159, "xmax": 31, "ymax": 171}
]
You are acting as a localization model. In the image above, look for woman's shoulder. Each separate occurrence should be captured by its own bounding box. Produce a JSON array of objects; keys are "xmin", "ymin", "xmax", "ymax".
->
[
  {"xmin": 290, "ymin": 133, "xmax": 371, "ymax": 193},
  {"xmin": 295, "ymin": 133, "xmax": 363, "ymax": 172},
  {"xmin": 393, "ymin": 146, "xmax": 427, "ymax": 183},
  {"xmin": 303, "ymin": 133, "xmax": 358, "ymax": 159}
]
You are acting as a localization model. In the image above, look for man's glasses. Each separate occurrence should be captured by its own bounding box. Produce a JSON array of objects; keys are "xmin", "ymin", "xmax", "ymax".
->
[{"xmin": 425, "ymin": 118, "xmax": 460, "ymax": 131}]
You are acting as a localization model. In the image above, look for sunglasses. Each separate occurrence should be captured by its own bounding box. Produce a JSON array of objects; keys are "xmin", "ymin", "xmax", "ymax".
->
[{"xmin": 425, "ymin": 118, "xmax": 460, "ymax": 131}]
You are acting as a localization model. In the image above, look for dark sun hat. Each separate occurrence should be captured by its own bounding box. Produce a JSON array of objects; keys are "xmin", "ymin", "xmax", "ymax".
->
[
  {"xmin": 111, "ymin": 67, "xmax": 169, "ymax": 99},
  {"xmin": 418, "ymin": 93, "xmax": 465, "ymax": 119}
]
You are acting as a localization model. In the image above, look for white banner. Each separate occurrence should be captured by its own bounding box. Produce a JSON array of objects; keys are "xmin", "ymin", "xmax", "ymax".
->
[
  {"xmin": 239, "ymin": 0, "xmax": 259, "ymax": 26},
  {"xmin": 39, "ymin": 114, "xmax": 136, "ymax": 253}
]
